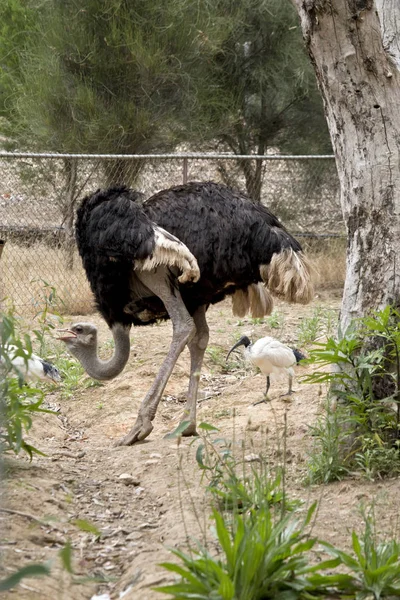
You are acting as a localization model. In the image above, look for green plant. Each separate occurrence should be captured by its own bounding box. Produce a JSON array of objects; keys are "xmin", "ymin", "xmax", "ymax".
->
[
  {"xmin": 0, "ymin": 311, "xmax": 54, "ymax": 458},
  {"xmin": 354, "ymin": 437, "xmax": 400, "ymax": 480},
  {"xmin": 206, "ymin": 345, "xmax": 230, "ymax": 372},
  {"xmin": 303, "ymin": 306, "xmax": 400, "ymax": 481},
  {"xmin": 195, "ymin": 432, "xmax": 299, "ymax": 513},
  {"xmin": 155, "ymin": 497, "xmax": 347, "ymax": 599},
  {"xmin": 30, "ymin": 279, "xmax": 64, "ymax": 355},
  {"xmin": 0, "ymin": 564, "xmax": 51, "ymax": 592},
  {"xmin": 265, "ymin": 310, "xmax": 284, "ymax": 330},
  {"xmin": 57, "ymin": 355, "xmax": 102, "ymax": 399},
  {"xmin": 296, "ymin": 306, "xmax": 338, "ymax": 347},
  {"xmin": 321, "ymin": 506, "xmax": 400, "ymax": 599},
  {"xmin": 161, "ymin": 421, "xmax": 400, "ymax": 599},
  {"xmin": 306, "ymin": 402, "xmax": 351, "ymax": 484}
]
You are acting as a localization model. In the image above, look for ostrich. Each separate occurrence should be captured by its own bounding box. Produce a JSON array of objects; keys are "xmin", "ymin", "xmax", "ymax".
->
[
  {"xmin": 58, "ymin": 181, "xmax": 314, "ymax": 445},
  {"xmin": 226, "ymin": 335, "xmax": 305, "ymax": 404},
  {"xmin": 2, "ymin": 345, "xmax": 62, "ymax": 384}
]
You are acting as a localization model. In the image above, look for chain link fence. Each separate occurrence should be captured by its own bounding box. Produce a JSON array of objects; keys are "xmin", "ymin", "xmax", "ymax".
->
[{"xmin": 0, "ymin": 152, "xmax": 344, "ymax": 315}]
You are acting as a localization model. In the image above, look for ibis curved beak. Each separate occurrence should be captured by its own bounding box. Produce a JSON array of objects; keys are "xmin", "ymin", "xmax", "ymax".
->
[
  {"xmin": 56, "ymin": 328, "xmax": 77, "ymax": 342},
  {"xmin": 226, "ymin": 336, "xmax": 249, "ymax": 362}
]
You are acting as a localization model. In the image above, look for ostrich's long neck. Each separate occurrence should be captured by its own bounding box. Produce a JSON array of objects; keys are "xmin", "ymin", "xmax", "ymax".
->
[{"xmin": 76, "ymin": 324, "xmax": 131, "ymax": 381}]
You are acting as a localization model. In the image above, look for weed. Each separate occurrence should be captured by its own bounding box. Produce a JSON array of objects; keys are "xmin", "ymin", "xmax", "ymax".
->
[
  {"xmin": 206, "ymin": 345, "xmax": 230, "ymax": 372},
  {"xmin": 321, "ymin": 505, "xmax": 400, "ymax": 598},
  {"xmin": 306, "ymin": 402, "xmax": 351, "ymax": 484},
  {"xmin": 57, "ymin": 355, "xmax": 102, "ymax": 399},
  {"xmin": 0, "ymin": 310, "xmax": 54, "ymax": 458},
  {"xmin": 160, "ymin": 420, "xmax": 400, "ymax": 599},
  {"xmin": 156, "ymin": 502, "xmax": 328, "ymax": 600},
  {"xmin": 297, "ymin": 305, "xmax": 338, "ymax": 347},
  {"xmin": 30, "ymin": 279, "xmax": 64, "ymax": 355},
  {"xmin": 265, "ymin": 310, "xmax": 284, "ymax": 330},
  {"xmin": 303, "ymin": 306, "xmax": 400, "ymax": 482}
]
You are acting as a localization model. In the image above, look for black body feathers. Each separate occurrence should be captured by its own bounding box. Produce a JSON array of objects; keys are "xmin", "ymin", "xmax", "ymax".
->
[{"xmin": 76, "ymin": 182, "xmax": 305, "ymax": 327}]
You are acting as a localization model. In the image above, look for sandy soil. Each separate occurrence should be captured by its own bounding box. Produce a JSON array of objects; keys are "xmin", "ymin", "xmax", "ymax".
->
[{"xmin": 2, "ymin": 292, "xmax": 400, "ymax": 600}]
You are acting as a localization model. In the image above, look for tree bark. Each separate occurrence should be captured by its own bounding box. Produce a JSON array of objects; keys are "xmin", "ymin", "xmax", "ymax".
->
[
  {"xmin": 292, "ymin": 0, "xmax": 400, "ymax": 330},
  {"xmin": 63, "ymin": 158, "xmax": 78, "ymax": 271}
]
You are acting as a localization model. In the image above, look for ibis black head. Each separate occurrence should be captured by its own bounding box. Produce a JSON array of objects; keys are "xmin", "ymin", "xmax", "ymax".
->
[
  {"xmin": 292, "ymin": 348, "xmax": 306, "ymax": 363},
  {"xmin": 226, "ymin": 335, "xmax": 251, "ymax": 361}
]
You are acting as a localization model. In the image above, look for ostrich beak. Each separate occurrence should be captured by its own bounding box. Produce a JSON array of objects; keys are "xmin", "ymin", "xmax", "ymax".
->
[
  {"xmin": 56, "ymin": 328, "xmax": 77, "ymax": 342},
  {"xmin": 226, "ymin": 336, "xmax": 249, "ymax": 361}
]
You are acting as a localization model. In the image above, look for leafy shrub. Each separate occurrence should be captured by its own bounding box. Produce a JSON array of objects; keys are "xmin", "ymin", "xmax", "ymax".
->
[
  {"xmin": 304, "ymin": 306, "xmax": 400, "ymax": 482},
  {"xmin": 0, "ymin": 311, "xmax": 53, "ymax": 458}
]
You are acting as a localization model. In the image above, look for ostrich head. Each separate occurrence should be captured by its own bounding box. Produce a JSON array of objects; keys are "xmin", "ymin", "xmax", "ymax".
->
[
  {"xmin": 57, "ymin": 322, "xmax": 98, "ymax": 351},
  {"xmin": 57, "ymin": 322, "xmax": 131, "ymax": 381}
]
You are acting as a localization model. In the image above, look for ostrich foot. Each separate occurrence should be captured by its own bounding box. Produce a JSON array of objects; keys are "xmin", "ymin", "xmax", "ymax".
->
[
  {"xmin": 180, "ymin": 420, "xmax": 198, "ymax": 437},
  {"xmin": 115, "ymin": 416, "xmax": 154, "ymax": 446}
]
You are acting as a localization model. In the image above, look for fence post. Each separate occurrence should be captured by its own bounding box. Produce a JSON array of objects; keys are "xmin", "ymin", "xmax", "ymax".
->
[
  {"xmin": 0, "ymin": 240, "xmax": 4, "ymax": 261},
  {"xmin": 182, "ymin": 157, "xmax": 188, "ymax": 184}
]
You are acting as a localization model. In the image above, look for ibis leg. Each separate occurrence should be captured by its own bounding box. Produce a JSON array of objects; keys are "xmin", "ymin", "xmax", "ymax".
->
[{"xmin": 253, "ymin": 376, "xmax": 271, "ymax": 406}]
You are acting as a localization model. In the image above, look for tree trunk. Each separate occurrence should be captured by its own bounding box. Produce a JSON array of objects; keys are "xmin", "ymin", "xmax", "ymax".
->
[
  {"xmin": 292, "ymin": 0, "xmax": 400, "ymax": 331},
  {"xmin": 63, "ymin": 158, "xmax": 78, "ymax": 271}
]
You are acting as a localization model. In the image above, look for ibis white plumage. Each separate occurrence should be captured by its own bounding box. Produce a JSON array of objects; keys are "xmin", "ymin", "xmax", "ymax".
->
[
  {"xmin": 1, "ymin": 345, "xmax": 62, "ymax": 384},
  {"xmin": 226, "ymin": 335, "xmax": 305, "ymax": 404}
]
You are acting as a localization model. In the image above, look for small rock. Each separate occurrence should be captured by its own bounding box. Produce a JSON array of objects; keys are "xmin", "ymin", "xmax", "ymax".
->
[
  {"xmin": 144, "ymin": 459, "xmax": 159, "ymax": 466},
  {"xmin": 118, "ymin": 473, "xmax": 141, "ymax": 486},
  {"xmin": 150, "ymin": 452, "xmax": 162, "ymax": 459},
  {"xmin": 244, "ymin": 453, "xmax": 261, "ymax": 463},
  {"xmin": 137, "ymin": 522, "xmax": 158, "ymax": 529},
  {"xmin": 126, "ymin": 531, "xmax": 143, "ymax": 541}
]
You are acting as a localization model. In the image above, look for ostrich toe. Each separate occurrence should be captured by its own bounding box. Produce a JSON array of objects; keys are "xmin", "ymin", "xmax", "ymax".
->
[
  {"xmin": 180, "ymin": 420, "xmax": 198, "ymax": 437},
  {"xmin": 115, "ymin": 417, "xmax": 154, "ymax": 446}
]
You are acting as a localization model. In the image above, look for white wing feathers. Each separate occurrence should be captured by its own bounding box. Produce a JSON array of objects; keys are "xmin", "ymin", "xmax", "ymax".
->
[{"xmin": 134, "ymin": 225, "xmax": 200, "ymax": 284}]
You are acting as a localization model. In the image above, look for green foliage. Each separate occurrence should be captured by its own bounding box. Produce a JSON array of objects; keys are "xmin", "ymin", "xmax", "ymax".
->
[
  {"xmin": 191, "ymin": 0, "xmax": 331, "ymax": 199},
  {"xmin": 296, "ymin": 306, "xmax": 338, "ymax": 347},
  {"xmin": 206, "ymin": 345, "xmax": 231, "ymax": 372},
  {"xmin": 0, "ymin": 0, "xmax": 39, "ymax": 119},
  {"xmin": 0, "ymin": 311, "xmax": 54, "ymax": 458},
  {"xmin": 156, "ymin": 501, "xmax": 332, "ymax": 600},
  {"xmin": 31, "ymin": 279, "xmax": 64, "ymax": 355},
  {"xmin": 1, "ymin": 0, "xmax": 329, "ymax": 194},
  {"xmin": 304, "ymin": 306, "xmax": 400, "ymax": 482},
  {"xmin": 57, "ymin": 354, "xmax": 84, "ymax": 392},
  {"xmin": 321, "ymin": 506, "xmax": 400, "ymax": 599},
  {"xmin": 195, "ymin": 433, "xmax": 298, "ymax": 513},
  {"xmin": 265, "ymin": 310, "xmax": 285, "ymax": 330},
  {"xmin": 158, "ymin": 425, "xmax": 400, "ymax": 599},
  {"xmin": 0, "ymin": 563, "xmax": 51, "ymax": 592},
  {"xmin": 306, "ymin": 402, "xmax": 351, "ymax": 484},
  {"xmin": 3, "ymin": 0, "xmax": 218, "ymax": 156}
]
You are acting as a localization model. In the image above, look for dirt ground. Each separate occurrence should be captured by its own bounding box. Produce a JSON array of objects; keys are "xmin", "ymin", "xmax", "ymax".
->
[{"xmin": 3, "ymin": 292, "xmax": 400, "ymax": 600}]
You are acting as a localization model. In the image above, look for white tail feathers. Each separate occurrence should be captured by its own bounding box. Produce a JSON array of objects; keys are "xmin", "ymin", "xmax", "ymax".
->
[
  {"xmin": 260, "ymin": 249, "xmax": 314, "ymax": 304},
  {"xmin": 232, "ymin": 283, "xmax": 274, "ymax": 318},
  {"xmin": 135, "ymin": 226, "xmax": 200, "ymax": 284}
]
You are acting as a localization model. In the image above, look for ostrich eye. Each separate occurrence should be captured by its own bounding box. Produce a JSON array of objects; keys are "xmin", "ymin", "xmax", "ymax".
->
[{"xmin": 75, "ymin": 326, "xmax": 83, "ymax": 333}]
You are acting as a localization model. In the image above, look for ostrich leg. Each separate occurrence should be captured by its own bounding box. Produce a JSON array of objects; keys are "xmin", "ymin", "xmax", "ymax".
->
[
  {"xmin": 116, "ymin": 269, "xmax": 196, "ymax": 446},
  {"xmin": 181, "ymin": 305, "xmax": 209, "ymax": 437}
]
